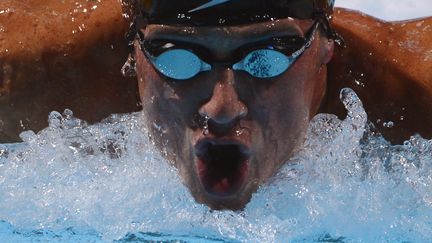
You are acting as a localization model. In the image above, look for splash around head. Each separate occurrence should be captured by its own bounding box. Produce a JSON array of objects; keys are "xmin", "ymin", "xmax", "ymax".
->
[{"xmin": 122, "ymin": 0, "xmax": 336, "ymax": 210}]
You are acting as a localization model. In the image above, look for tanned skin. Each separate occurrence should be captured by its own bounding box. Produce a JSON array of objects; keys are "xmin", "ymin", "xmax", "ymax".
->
[
  {"xmin": 133, "ymin": 18, "xmax": 333, "ymax": 209},
  {"xmin": 0, "ymin": 0, "xmax": 141, "ymax": 141},
  {"xmin": 1, "ymin": 2, "xmax": 430, "ymax": 143},
  {"xmin": 323, "ymin": 9, "xmax": 432, "ymax": 143},
  {"xmin": 0, "ymin": 1, "xmax": 431, "ymax": 209}
]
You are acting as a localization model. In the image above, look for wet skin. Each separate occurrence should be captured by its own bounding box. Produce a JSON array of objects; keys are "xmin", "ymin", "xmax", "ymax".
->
[
  {"xmin": 2, "ymin": 4, "xmax": 430, "ymax": 144},
  {"xmin": 2, "ymin": 0, "xmax": 431, "ymax": 209},
  {"xmin": 134, "ymin": 18, "xmax": 334, "ymax": 210}
]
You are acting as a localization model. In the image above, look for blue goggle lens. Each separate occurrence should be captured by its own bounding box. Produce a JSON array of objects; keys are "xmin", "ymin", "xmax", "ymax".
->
[
  {"xmin": 151, "ymin": 49, "xmax": 211, "ymax": 80},
  {"xmin": 232, "ymin": 49, "xmax": 292, "ymax": 78}
]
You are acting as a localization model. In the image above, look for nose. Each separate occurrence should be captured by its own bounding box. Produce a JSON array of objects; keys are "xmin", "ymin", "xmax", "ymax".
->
[{"xmin": 198, "ymin": 70, "xmax": 248, "ymax": 135}]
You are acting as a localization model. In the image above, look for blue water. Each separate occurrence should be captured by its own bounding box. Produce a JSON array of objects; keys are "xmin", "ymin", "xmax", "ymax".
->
[{"xmin": 0, "ymin": 88, "xmax": 431, "ymax": 242}]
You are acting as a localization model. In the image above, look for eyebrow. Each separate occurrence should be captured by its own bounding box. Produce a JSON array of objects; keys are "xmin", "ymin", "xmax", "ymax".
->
[
  {"xmin": 143, "ymin": 20, "xmax": 305, "ymax": 47},
  {"xmin": 143, "ymin": 34, "xmax": 305, "ymax": 55}
]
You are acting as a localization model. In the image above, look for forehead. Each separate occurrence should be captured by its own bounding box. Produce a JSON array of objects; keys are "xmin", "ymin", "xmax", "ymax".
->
[{"xmin": 143, "ymin": 17, "xmax": 314, "ymax": 44}]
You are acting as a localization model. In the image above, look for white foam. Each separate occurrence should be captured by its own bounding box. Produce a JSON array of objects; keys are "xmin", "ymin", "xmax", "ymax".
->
[{"xmin": 0, "ymin": 88, "xmax": 431, "ymax": 242}]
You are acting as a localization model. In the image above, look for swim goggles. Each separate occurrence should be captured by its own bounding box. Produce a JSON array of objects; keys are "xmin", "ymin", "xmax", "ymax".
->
[{"xmin": 139, "ymin": 21, "xmax": 319, "ymax": 80}]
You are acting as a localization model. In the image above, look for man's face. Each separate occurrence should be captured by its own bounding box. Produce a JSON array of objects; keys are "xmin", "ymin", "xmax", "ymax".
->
[{"xmin": 134, "ymin": 17, "xmax": 333, "ymax": 210}]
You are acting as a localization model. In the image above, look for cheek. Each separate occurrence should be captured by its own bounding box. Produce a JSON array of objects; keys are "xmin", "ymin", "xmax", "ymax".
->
[
  {"xmin": 135, "ymin": 55, "xmax": 160, "ymax": 99},
  {"xmin": 135, "ymin": 50, "xmax": 178, "ymax": 114},
  {"xmin": 310, "ymin": 66, "xmax": 327, "ymax": 115},
  {"xmin": 135, "ymin": 52, "xmax": 186, "ymax": 155},
  {"xmin": 251, "ymin": 49, "xmax": 326, "ymax": 170},
  {"xmin": 259, "ymin": 60, "xmax": 321, "ymax": 123}
]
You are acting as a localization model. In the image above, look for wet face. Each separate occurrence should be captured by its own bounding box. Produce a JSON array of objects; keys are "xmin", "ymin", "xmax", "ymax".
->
[{"xmin": 134, "ymin": 18, "xmax": 334, "ymax": 210}]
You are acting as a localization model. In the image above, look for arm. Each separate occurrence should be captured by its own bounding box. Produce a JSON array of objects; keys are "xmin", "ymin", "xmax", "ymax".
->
[
  {"xmin": 0, "ymin": 0, "xmax": 140, "ymax": 142},
  {"xmin": 323, "ymin": 8, "xmax": 432, "ymax": 143}
]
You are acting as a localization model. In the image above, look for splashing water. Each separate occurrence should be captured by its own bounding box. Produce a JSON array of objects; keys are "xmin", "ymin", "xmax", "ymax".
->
[{"xmin": 0, "ymin": 88, "xmax": 431, "ymax": 242}]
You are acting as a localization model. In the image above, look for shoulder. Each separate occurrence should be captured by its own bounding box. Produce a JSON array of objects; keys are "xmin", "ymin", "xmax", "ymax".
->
[
  {"xmin": 323, "ymin": 8, "xmax": 432, "ymax": 143},
  {"xmin": 0, "ymin": 0, "xmax": 140, "ymax": 142}
]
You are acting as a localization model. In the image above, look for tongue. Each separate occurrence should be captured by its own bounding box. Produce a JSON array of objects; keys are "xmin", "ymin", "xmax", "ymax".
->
[{"xmin": 213, "ymin": 178, "xmax": 231, "ymax": 194}]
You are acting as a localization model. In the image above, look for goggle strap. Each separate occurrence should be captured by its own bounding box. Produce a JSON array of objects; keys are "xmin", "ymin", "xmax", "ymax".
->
[
  {"xmin": 291, "ymin": 22, "xmax": 319, "ymax": 58},
  {"xmin": 126, "ymin": 12, "xmax": 148, "ymax": 53},
  {"xmin": 314, "ymin": 13, "xmax": 343, "ymax": 45}
]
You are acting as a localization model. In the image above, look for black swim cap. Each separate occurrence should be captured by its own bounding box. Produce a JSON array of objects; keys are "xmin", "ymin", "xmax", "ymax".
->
[
  {"xmin": 123, "ymin": 0, "xmax": 338, "ymax": 44},
  {"xmin": 126, "ymin": 0, "xmax": 335, "ymax": 26}
]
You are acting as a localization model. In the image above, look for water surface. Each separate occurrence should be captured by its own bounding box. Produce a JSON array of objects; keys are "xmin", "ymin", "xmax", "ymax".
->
[{"xmin": 0, "ymin": 88, "xmax": 431, "ymax": 242}]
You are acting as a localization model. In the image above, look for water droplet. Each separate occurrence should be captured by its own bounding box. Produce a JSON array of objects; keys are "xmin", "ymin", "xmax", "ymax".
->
[
  {"xmin": 235, "ymin": 128, "xmax": 244, "ymax": 136},
  {"xmin": 121, "ymin": 55, "xmax": 136, "ymax": 77},
  {"xmin": 383, "ymin": 121, "xmax": 394, "ymax": 128},
  {"xmin": 202, "ymin": 115, "xmax": 210, "ymax": 135}
]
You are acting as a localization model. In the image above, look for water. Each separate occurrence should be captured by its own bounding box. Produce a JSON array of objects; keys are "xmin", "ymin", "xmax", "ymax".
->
[{"xmin": 0, "ymin": 88, "xmax": 431, "ymax": 242}]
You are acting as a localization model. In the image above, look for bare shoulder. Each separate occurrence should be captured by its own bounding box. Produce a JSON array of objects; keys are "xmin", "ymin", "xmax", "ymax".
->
[
  {"xmin": 0, "ymin": 0, "xmax": 127, "ymax": 59},
  {"xmin": 324, "ymin": 8, "xmax": 432, "ymax": 143},
  {"xmin": 0, "ymin": 0, "xmax": 140, "ymax": 142},
  {"xmin": 332, "ymin": 8, "xmax": 432, "ymax": 87}
]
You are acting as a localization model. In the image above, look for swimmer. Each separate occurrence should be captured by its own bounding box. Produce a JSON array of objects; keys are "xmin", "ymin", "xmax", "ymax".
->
[
  {"xmin": 0, "ymin": 0, "xmax": 431, "ymax": 209},
  {"xmin": 124, "ymin": 0, "xmax": 336, "ymax": 210},
  {"xmin": 123, "ymin": 0, "xmax": 432, "ymax": 209}
]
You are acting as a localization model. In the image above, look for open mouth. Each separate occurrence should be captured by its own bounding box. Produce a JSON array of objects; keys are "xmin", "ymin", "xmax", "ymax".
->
[{"xmin": 195, "ymin": 140, "xmax": 250, "ymax": 196}]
